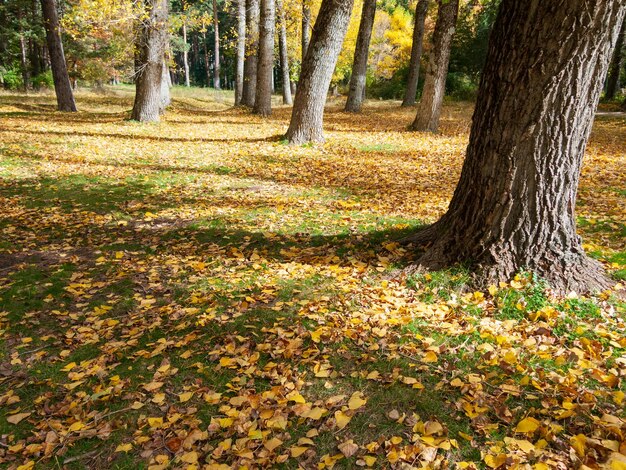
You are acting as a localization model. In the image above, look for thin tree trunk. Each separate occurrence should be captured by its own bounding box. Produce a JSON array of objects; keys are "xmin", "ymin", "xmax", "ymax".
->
[
  {"xmin": 286, "ymin": 0, "xmax": 354, "ymax": 144},
  {"xmin": 202, "ymin": 31, "xmax": 211, "ymax": 87},
  {"xmin": 213, "ymin": 0, "xmax": 221, "ymax": 89},
  {"xmin": 402, "ymin": 0, "xmax": 429, "ymax": 107},
  {"xmin": 302, "ymin": 0, "xmax": 311, "ymax": 61},
  {"xmin": 235, "ymin": 0, "xmax": 246, "ymax": 104},
  {"xmin": 182, "ymin": 22, "xmax": 190, "ymax": 87},
  {"xmin": 410, "ymin": 0, "xmax": 458, "ymax": 131},
  {"xmin": 130, "ymin": 0, "xmax": 168, "ymax": 122},
  {"xmin": 277, "ymin": 0, "xmax": 292, "ymax": 105},
  {"xmin": 253, "ymin": 0, "xmax": 275, "ymax": 115},
  {"xmin": 40, "ymin": 0, "xmax": 76, "ymax": 111},
  {"xmin": 406, "ymin": 0, "xmax": 625, "ymax": 294},
  {"xmin": 606, "ymin": 16, "xmax": 625, "ymax": 100},
  {"xmin": 19, "ymin": 34, "xmax": 30, "ymax": 91},
  {"xmin": 242, "ymin": 0, "xmax": 259, "ymax": 106},
  {"xmin": 345, "ymin": 0, "xmax": 376, "ymax": 112}
]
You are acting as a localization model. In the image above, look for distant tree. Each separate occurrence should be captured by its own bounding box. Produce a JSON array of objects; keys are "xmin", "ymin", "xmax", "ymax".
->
[
  {"xmin": 253, "ymin": 0, "xmax": 274, "ymax": 115},
  {"xmin": 401, "ymin": 0, "xmax": 429, "ymax": 107},
  {"xmin": 131, "ymin": 0, "xmax": 169, "ymax": 122},
  {"xmin": 235, "ymin": 0, "xmax": 246, "ymax": 104},
  {"xmin": 410, "ymin": 0, "xmax": 458, "ymax": 131},
  {"xmin": 40, "ymin": 0, "xmax": 76, "ymax": 111},
  {"xmin": 286, "ymin": 0, "xmax": 354, "ymax": 143},
  {"xmin": 277, "ymin": 0, "xmax": 292, "ymax": 105},
  {"xmin": 344, "ymin": 0, "xmax": 376, "ymax": 112},
  {"xmin": 212, "ymin": 0, "xmax": 220, "ymax": 89},
  {"xmin": 404, "ymin": 0, "xmax": 625, "ymax": 293},
  {"xmin": 606, "ymin": 16, "xmax": 625, "ymax": 100},
  {"xmin": 241, "ymin": 0, "xmax": 259, "ymax": 106}
]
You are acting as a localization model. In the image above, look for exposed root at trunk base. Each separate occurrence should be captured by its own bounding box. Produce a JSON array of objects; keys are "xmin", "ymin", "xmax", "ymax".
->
[{"xmin": 399, "ymin": 225, "xmax": 615, "ymax": 295}]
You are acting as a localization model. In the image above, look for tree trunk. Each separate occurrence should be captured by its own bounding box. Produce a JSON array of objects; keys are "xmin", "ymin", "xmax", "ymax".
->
[
  {"xmin": 212, "ymin": 0, "xmax": 221, "ymax": 89},
  {"xmin": 235, "ymin": 0, "xmax": 246, "ymax": 104},
  {"xmin": 182, "ymin": 22, "xmax": 190, "ymax": 87},
  {"xmin": 160, "ymin": 59, "xmax": 171, "ymax": 111},
  {"xmin": 202, "ymin": 31, "xmax": 211, "ymax": 87},
  {"xmin": 302, "ymin": 0, "xmax": 311, "ymax": 61},
  {"xmin": 402, "ymin": 0, "xmax": 429, "ymax": 107},
  {"xmin": 277, "ymin": 0, "xmax": 292, "ymax": 105},
  {"xmin": 130, "ymin": 0, "xmax": 168, "ymax": 122},
  {"xmin": 405, "ymin": 0, "xmax": 625, "ymax": 294},
  {"xmin": 40, "ymin": 0, "xmax": 76, "ymax": 111},
  {"xmin": 19, "ymin": 34, "xmax": 30, "ymax": 91},
  {"xmin": 410, "ymin": 0, "xmax": 458, "ymax": 131},
  {"xmin": 605, "ymin": 16, "xmax": 625, "ymax": 100},
  {"xmin": 242, "ymin": 0, "xmax": 259, "ymax": 106},
  {"xmin": 285, "ymin": 0, "xmax": 354, "ymax": 144},
  {"xmin": 345, "ymin": 0, "xmax": 376, "ymax": 112},
  {"xmin": 253, "ymin": 0, "xmax": 275, "ymax": 115}
]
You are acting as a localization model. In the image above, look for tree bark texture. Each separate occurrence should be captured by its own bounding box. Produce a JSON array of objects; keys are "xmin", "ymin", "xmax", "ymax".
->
[
  {"xmin": 344, "ymin": 0, "xmax": 376, "ymax": 112},
  {"xmin": 213, "ymin": 0, "xmax": 221, "ymax": 89},
  {"xmin": 410, "ymin": 0, "xmax": 458, "ymax": 131},
  {"xmin": 406, "ymin": 0, "xmax": 626, "ymax": 294},
  {"xmin": 242, "ymin": 0, "xmax": 259, "ymax": 106},
  {"xmin": 253, "ymin": 0, "xmax": 275, "ymax": 115},
  {"xmin": 40, "ymin": 0, "xmax": 76, "ymax": 111},
  {"xmin": 286, "ymin": 0, "xmax": 355, "ymax": 144},
  {"xmin": 235, "ymin": 0, "xmax": 246, "ymax": 104},
  {"xmin": 277, "ymin": 0, "xmax": 293, "ymax": 105},
  {"xmin": 130, "ymin": 0, "xmax": 168, "ymax": 122},
  {"xmin": 182, "ymin": 22, "xmax": 190, "ymax": 87},
  {"xmin": 605, "ymin": 16, "xmax": 625, "ymax": 100},
  {"xmin": 302, "ymin": 0, "xmax": 311, "ymax": 61},
  {"xmin": 402, "ymin": 0, "xmax": 429, "ymax": 107},
  {"xmin": 160, "ymin": 59, "xmax": 171, "ymax": 111}
]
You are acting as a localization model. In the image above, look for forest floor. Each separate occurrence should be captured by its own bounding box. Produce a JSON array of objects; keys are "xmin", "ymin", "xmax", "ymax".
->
[{"xmin": 0, "ymin": 86, "xmax": 625, "ymax": 470}]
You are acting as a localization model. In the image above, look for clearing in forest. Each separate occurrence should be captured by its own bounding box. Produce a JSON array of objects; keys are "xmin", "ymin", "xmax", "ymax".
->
[{"xmin": 0, "ymin": 87, "xmax": 625, "ymax": 469}]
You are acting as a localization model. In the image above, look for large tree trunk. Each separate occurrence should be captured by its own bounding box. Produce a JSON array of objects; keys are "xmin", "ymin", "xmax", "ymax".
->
[
  {"xmin": 285, "ymin": 0, "xmax": 354, "ymax": 143},
  {"xmin": 302, "ymin": 0, "xmax": 311, "ymax": 61},
  {"xmin": 253, "ymin": 0, "xmax": 275, "ymax": 116},
  {"xmin": 235, "ymin": 0, "xmax": 246, "ymax": 104},
  {"xmin": 40, "ymin": 0, "xmax": 76, "ymax": 111},
  {"xmin": 344, "ymin": 0, "xmax": 376, "ymax": 112},
  {"xmin": 130, "ymin": 0, "xmax": 168, "ymax": 122},
  {"xmin": 160, "ymin": 59, "xmax": 171, "ymax": 111},
  {"xmin": 277, "ymin": 0, "xmax": 292, "ymax": 105},
  {"xmin": 405, "ymin": 0, "xmax": 625, "ymax": 294},
  {"xmin": 182, "ymin": 22, "xmax": 190, "ymax": 87},
  {"xmin": 402, "ymin": 0, "xmax": 429, "ymax": 107},
  {"xmin": 410, "ymin": 0, "xmax": 458, "ymax": 131},
  {"xmin": 605, "ymin": 16, "xmax": 625, "ymax": 100},
  {"xmin": 242, "ymin": 0, "xmax": 260, "ymax": 106}
]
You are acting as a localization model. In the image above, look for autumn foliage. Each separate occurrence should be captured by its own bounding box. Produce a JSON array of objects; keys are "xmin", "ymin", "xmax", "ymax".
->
[{"xmin": 0, "ymin": 88, "xmax": 625, "ymax": 469}]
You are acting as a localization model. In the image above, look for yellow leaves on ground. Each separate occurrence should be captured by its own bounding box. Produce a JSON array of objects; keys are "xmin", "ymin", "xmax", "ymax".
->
[{"xmin": 0, "ymin": 90, "xmax": 624, "ymax": 470}]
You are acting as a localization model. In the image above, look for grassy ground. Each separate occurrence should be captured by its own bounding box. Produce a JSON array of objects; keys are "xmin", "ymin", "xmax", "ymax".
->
[{"xmin": 0, "ymin": 86, "xmax": 625, "ymax": 469}]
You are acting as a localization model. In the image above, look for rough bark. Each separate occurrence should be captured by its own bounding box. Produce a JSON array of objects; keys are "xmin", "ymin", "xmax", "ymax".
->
[
  {"xmin": 253, "ymin": 0, "xmax": 275, "ymax": 116},
  {"xmin": 302, "ymin": 0, "xmax": 311, "ymax": 61},
  {"xmin": 160, "ymin": 59, "xmax": 171, "ymax": 111},
  {"xmin": 606, "ymin": 16, "xmax": 625, "ymax": 100},
  {"xmin": 182, "ymin": 22, "xmax": 190, "ymax": 87},
  {"xmin": 410, "ymin": 0, "xmax": 458, "ymax": 131},
  {"xmin": 235, "ymin": 0, "xmax": 246, "ymax": 104},
  {"xmin": 213, "ymin": 0, "xmax": 221, "ymax": 89},
  {"xmin": 40, "ymin": 0, "xmax": 76, "ymax": 111},
  {"xmin": 402, "ymin": 0, "xmax": 429, "ymax": 107},
  {"xmin": 404, "ymin": 0, "xmax": 626, "ymax": 294},
  {"xmin": 242, "ymin": 0, "xmax": 259, "ymax": 106},
  {"xmin": 130, "ymin": 0, "xmax": 168, "ymax": 122},
  {"xmin": 286, "ymin": 0, "xmax": 354, "ymax": 143},
  {"xmin": 344, "ymin": 0, "xmax": 376, "ymax": 112}
]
